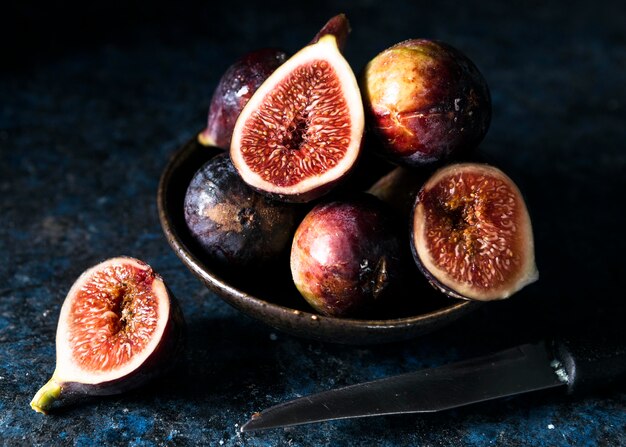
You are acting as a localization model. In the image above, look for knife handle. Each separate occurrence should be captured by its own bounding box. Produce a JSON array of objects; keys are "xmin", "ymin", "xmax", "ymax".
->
[{"xmin": 553, "ymin": 328, "xmax": 626, "ymax": 394}]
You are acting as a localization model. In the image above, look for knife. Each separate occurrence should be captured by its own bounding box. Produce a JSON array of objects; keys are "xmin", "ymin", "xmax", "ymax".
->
[{"xmin": 241, "ymin": 331, "xmax": 626, "ymax": 432}]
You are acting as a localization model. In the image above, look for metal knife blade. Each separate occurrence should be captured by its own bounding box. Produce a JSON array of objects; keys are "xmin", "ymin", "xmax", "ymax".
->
[{"xmin": 241, "ymin": 342, "xmax": 566, "ymax": 432}]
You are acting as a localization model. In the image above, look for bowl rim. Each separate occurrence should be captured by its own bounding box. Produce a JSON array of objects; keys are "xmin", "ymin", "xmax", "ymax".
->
[{"xmin": 157, "ymin": 136, "xmax": 481, "ymax": 336}]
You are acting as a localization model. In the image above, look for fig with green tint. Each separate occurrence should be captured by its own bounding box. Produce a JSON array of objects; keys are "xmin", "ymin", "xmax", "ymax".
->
[{"xmin": 362, "ymin": 39, "xmax": 491, "ymax": 166}]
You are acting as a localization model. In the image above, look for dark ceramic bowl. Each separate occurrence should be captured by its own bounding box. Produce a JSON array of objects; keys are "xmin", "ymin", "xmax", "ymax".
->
[{"xmin": 157, "ymin": 136, "xmax": 481, "ymax": 344}]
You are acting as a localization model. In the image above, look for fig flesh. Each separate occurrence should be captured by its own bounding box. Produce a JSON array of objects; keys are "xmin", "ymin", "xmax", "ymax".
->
[
  {"xmin": 184, "ymin": 153, "xmax": 300, "ymax": 268},
  {"xmin": 411, "ymin": 163, "xmax": 538, "ymax": 301},
  {"xmin": 230, "ymin": 20, "xmax": 364, "ymax": 203},
  {"xmin": 290, "ymin": 194, "xmax": 404, "ymax": 317},
  {"xmin": 31, "ymin": 257, "xmax": 185, "ymax": 414},
  {"xmin": 361, "ymin": 39, "xmax": 491, "ymax": 166},
  {"xmin": 198, "ymin": 48, "xmax": 288, "ymax": 149}
]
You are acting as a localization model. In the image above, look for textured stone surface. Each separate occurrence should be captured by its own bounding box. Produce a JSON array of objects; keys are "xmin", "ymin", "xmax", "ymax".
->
[{"xmin": 1, "ymin": 1, "xmax": 625, "ymax": 445}]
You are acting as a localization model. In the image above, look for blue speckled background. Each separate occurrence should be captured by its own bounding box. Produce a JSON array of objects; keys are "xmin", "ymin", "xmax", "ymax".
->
[{"xmin": 1, "ymin": 0, "xmax": 625, "ymax": 445}]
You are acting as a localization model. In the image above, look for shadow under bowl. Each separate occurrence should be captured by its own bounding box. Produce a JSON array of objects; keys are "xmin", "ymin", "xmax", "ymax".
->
[{"xmin": 157, "ymin": 136, "xmax": 481, "ymax": 344}]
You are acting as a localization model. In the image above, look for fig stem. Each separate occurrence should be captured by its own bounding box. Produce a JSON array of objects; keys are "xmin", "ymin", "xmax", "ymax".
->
[
  {"xmin": 30, "ymin": 378, "xmax": 62, "ymax": 415},
  {"xmin": 197, "ymin": 129, "xmax": 217, "ymax": 147}
]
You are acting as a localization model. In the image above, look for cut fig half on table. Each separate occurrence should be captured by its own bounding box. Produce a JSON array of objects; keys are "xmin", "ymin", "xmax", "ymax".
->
[
  {"xmin": 31, "ymin": 257, "xmax": 185, "ymax": 414},
  {"xmin": 230, "ymin": 15, "xmax": 364, "ymax": 203},
  {"xmin": 411, "ymin": 163, "xmax": 538, "ymax": 301}
]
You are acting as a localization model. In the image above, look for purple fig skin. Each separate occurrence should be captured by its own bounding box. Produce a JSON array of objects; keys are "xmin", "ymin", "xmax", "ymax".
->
[
  {"xmin": 410, "ymin": 248, "xmax": 470, "ymax": 301},
  {"xmin": 198, "ymin": 48, "xmax": 287, "ymax": 149},
  {"xmin": 361, "ymin": 39, "xmax": 491, "ymax": 166},
  {"xmin": 310, "ymin": 13, "xmax": 351, "ymax": 51},
  {"xmin": 184, "ymin": 153, "xmax": 300, "ymax": 267},
  {"xmin": 290, "ymin": 194, "xmax": 404, "ymax": 317}
]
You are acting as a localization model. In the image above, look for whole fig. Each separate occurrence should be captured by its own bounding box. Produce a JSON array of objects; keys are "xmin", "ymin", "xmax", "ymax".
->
[
  {"xmin": 184, "ymin": 153, "xmax": 300, "ymax": 268},
  {"xmin": 290, "ymin": 194, "xmax": 404, "ymax": 317},
  {"xmin": 361, "ymin": 39, "xmax": 491, "ymax": 166},
  {"xmin": 198, "ymin": 48, "xmax": 287, "ymax": 149}
]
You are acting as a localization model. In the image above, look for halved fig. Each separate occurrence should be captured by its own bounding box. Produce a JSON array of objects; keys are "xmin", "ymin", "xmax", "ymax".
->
[
  {"xmin": 411, "ymin": 163, "xmax": 538, "ymax": 301},
  {"xmin": 230, "ymin": 17, "xmax": 364, "ymax": 203},
  {"xmin": 31, "ymin": 257, "xmax": 185, "ymax": 414},
  {"xmin": 198, "ymin": 48, "xmax": 288, "ymax": 149}
]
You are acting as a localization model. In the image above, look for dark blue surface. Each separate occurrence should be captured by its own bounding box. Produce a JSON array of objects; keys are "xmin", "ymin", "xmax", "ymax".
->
[{"xmin": 1, "ymin": 1, "xmax": 625, "ymax": 445}]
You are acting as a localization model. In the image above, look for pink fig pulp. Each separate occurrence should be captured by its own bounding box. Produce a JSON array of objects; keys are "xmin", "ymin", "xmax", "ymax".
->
[{"xmin": 31, "ymin": 257, "xmax": 185, "ymax": 414}]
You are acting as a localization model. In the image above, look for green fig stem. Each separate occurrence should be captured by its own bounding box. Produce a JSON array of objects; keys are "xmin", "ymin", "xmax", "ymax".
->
[{"xmin": 31, "ymin": 378, "xmax": 62, "ymax": 415}]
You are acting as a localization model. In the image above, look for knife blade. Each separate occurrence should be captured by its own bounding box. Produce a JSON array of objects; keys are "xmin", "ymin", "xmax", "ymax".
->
[{"xmin": 241, "ymin": 332, "xmax": 626, "ymax": 432}]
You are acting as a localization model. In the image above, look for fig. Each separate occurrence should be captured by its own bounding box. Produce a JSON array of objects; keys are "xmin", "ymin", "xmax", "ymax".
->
[
  {"xmin": 230, "ymin": 16, "xmax": 364, "ymax": 203},
  {"xmin": 290, "ymin": 194, "xmax": 404, "ymax": 317},
  {"xmin": 184, "ymin": 153, "xmax": 300, "ymax": 268},
  {"xmin": 31, "ymin": 257, "xmax": 185, "ymax": 414},
  {"xmin": 367, "ymin": 166, "xmax": 427, "ymax": 218},
  {"xmin": 411, "ymin": 163, "xmax": 538, "ymax": 301},
  {"xmin": 198, "ymin": 48, "xmax": 288, "ymax": 149},
  {"xmin": 361, "ymin": 39, "xmax": 491, "ymax": 166}
]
